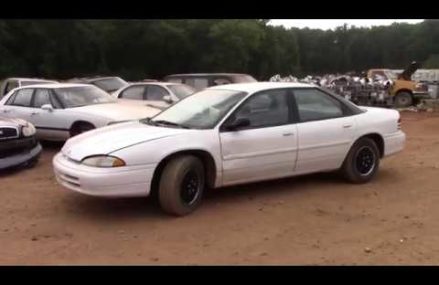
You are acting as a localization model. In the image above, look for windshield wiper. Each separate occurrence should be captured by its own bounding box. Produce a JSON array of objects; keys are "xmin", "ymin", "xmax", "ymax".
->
[{"xmin": 151, "ymin": 120, "xmax": 190, "ymax": 129}]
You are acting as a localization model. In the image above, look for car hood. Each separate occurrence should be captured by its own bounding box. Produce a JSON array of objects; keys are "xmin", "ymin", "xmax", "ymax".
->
[
  {"xmin": 71, "ymin": 103, "xmax": 161, "ymax": 121},
  {"xmin": 62, "ymin": 121, "xmax": 188, "ymax": 161}
]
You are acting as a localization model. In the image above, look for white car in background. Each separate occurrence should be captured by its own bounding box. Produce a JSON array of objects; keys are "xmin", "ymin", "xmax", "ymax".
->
[
  {"xmin": 0, "ymin": 83, "xmax": 161, "ymax": 141},
  {"xmin": 68, "ymin": 76, "xmax": 129, "ymax": 94},
  {"xmin": 0, "ymin": 77, "xmax": 58, "ymax": 98},
  {"xmin": 112, "ymin": 82, "xmax": 195, "ymax": 110},
  {"xmin": 53, "ymin": 82, "xmax": 405, "ymax": 216}
]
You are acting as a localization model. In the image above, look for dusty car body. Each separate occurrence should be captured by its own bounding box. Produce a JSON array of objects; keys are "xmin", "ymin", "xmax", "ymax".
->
[
  {"xmin": 163, "ymin": 73, "xmax": 257, "ymax": 91},
  {"xmin": 53, "ymin": 82, "xmax": 405, "ymax": 216},
  {"xmin": 0, "ymin": 83, "xmax": 161, "ymax": 141},
  {"xmin": 0, "ymin": 117, "xmax": 42, "ymax": 170}
]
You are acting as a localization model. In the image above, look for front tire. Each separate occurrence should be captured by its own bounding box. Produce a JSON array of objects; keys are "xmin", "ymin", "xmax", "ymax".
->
[
  {"xmin": 341, "ymin": 138, "xmax": 380, "ymax": 184},
  {"xmin": 158, "ymin": 155, "xmax": 205, "ymax": 216}
]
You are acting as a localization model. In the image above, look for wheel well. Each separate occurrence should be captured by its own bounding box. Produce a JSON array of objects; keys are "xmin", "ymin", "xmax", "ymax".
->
[
  {"xmin": 359, "ymin": 133, "xmax": 384, "ymax": 158},
  {"xmin": 69, "ymin": 121, "xmax": 95, "ymax": 136},
  {"xmin": 70, "ymin": 121, "xmax": 95, "ymax": 130},
  {"xmin": 150, "ymin": 150, "xmax": 217, "ymax": 196},
  {"xmin": 395, "ymin": 89, "xmax": 413, "ymax": 97}
]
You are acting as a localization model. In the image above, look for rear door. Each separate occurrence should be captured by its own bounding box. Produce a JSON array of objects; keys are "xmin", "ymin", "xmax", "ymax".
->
[
  {"xmin": 0, "ymin": 88, "xmax": 34, "ymax": 121},
  {"xmin": 117, "ymin": 85, "xmax": 147, "ymax": 105},
  {"xmin": 144, "ymin": 85, "xmax": 171, "ymax": 109},
  {"xmin": 292, "ymin": 88, "xmax": 357, "ymax": 174}
]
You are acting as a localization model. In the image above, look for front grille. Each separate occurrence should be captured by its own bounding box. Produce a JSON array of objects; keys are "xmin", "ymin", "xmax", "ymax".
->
[
  {"xmin": 0, "ymin": 136, "xmax": 37, "ymax": 158},
  {"xmin": 0, "ymin": 127, "xmax": 19, "ymax": 140},
  {"xmin": 56, "ymin": 170, "xmax": 81, "ymax": 188}
]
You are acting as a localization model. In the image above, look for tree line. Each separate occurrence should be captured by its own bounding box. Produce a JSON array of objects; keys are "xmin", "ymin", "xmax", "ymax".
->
[{"xmin": 0, "ymin": 19, "xmax": 438, "ymax": 81}]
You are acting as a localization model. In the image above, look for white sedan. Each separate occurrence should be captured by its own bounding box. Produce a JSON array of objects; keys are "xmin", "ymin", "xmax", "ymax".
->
[
  {"xmin": 0, "ymin": 83, "xmax": 161, "ymax": 141},
  {"xmin": 112, "ymin": 82, "xmax": 195, "ymax": 110},
  {"xmin": 53, "ymin": 82, "xmax": 406, "ymax": 216}
]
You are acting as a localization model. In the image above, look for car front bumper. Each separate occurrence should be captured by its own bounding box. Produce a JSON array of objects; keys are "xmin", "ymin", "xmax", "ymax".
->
[
  {"xmin": 0, "ymin": 141, "xmax": 42, "ymax": 170},
  {"xmin": 384, "ymin": 131, "xmax": 406, "ymax": 157},
  {"xmin": 53, "ymin": 152, "xmax": 155, "ymax": 198}
]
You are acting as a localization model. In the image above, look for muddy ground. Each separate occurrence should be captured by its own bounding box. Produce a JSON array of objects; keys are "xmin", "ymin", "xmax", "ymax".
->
[{"xmin": 1, "ymin": 111, "xmax": 439, "ymax": 265}]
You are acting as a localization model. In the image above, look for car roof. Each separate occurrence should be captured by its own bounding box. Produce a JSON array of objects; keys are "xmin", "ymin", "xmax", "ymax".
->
[
  {"xmin": 129, "ymin": 82, "xmax": 183, "ymax": 86},
  {"xmin": 208, "ymin": 82, "xmax": 315, "ymax": 93},
  {"xmin": 16, "ymin": 83, "xmax": 92, "ymax": 89},
  {"xmin": 68, "ymin": 76, "xmax": 122, "ymax": 82},
  {"xmin": 86, "ymin": 76, "xmax": 123, "ymax": 82},
  {"xmin": 165, "ymin": 73, "xmax": 252, "ymax": 77},
  {"xmin": 4, "ymin": 77, "xmax": 57, "ymax": 82}
]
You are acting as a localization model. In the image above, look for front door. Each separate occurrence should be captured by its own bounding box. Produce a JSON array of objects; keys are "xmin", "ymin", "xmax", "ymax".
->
[{"xmin": 219, "ymin": 89, "xmax": 298, "ymax": 185}]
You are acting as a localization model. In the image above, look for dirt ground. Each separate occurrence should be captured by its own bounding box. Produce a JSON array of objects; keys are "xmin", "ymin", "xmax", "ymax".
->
[{"xmin": 1, "ymin": 111, "xmax": 439, "ymax": 265}]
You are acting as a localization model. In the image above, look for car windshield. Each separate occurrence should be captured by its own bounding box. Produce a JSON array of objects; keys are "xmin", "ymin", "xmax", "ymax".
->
[
  {"xmin": 54, "ymin": 86, "xmax": 116, "ymax": 108},
  {"xmin": 92, "ymin": 77, "xmax": 128, "ymax": 93},
  {"xmin": 167, "ymin": 84, "xmax": 196, "ymax": 99},
  {"xmin": 145, "ymin": 89, "xmax": 247, "ymax": 129}
]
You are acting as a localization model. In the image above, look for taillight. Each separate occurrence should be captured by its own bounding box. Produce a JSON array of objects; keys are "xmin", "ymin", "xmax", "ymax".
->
[{"xmin": 398, "ymin": 117, "xmax": 401, "ymax": 130}]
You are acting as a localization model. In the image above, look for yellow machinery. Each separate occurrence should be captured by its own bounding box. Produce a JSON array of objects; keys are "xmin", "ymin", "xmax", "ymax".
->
[{"xmin": 367, "ymin": 62, "xmax": 430, "ymax": 108}]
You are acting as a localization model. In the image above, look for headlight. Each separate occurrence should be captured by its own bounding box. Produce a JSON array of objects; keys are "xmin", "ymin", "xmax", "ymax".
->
[
  {"xmin": 22, "ymin": 123, "xmax": 36, "ymax": 137},
  {"xmin": 81, "ymin": 155, "xmax": 126, "ymax": 168}
]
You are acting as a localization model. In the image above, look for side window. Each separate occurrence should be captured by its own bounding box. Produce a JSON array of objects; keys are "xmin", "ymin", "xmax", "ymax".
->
[
  {"xmin": 9, "ymin": 89, "xmax": 34, "ymax": 107},
  {"xmin": 33, "ymin": 89, "xmax": 52, "ymax": 108},
  {"xmin": 167, "ymin": 78, "xmax": 182, "ymax": 84},
  {"xmin": 146, "ymin": 86, "xmax": 169, "ymax": 101},
  {"xmin": 120, "ymin": 86, "xmax": 145, "ymax": 100},
  {"xmin": 293, "ymin": 89, "xmax": 344, "ymax": 122},
  {"xmin": 185, "ymin": 78, "xmax": 209, "ymax": 90},
  {"xmin": 229, "ymin": 89, "xmax": 289, "ymax": 129},
  {"xmin": 213, "ymin": 77, "xmax": 232, "ymax": 86}
]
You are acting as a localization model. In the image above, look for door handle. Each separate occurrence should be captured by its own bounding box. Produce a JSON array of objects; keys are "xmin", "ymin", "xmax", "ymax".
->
[
  {"xmin": 283, "ymin": 132, "xmax": 294, "ymax": 136},
  {"xmin": 342, "ymin": 124, "xmax": 353, "ymax": 128},
  {"xmin": 2, "ymin": 109, "xmax": 11, "ymax": 113},
  {"xmin": 30, "ymin": 112, "xmax": 39, "ymax": 116}
]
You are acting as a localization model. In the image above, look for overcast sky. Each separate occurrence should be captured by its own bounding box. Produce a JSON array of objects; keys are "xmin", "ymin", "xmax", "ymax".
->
[{"xmin": 269, "ymin": 19, "xmax": 424, "ymax": 30}]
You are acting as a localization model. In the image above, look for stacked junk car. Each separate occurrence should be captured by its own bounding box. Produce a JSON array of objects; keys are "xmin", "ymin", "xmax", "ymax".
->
[{"xmin": 270, "ymin": 61, "xmax": 438, "ymax": 109}]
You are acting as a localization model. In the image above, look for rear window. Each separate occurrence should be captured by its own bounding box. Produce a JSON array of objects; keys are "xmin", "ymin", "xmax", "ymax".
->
[
  {"xmin": 233, "ymin": 75, "xmax": 257, "ymax": 83},
  {"xmin": 92, "ymin": 77, "xmax": 128, "ymax": 93}
]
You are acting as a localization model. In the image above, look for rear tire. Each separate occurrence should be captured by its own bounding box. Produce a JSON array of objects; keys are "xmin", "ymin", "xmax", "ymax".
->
[
  {"xmin": 70, "ymin": 122, "xmax": 95, "ymax": 137},
  {"xmin": 158, "ymin": 155, "xmax": 205, "ymax": 216},
  {"xmin": 394, "ymin": 91, "xmax": 413, "ymax": 108},
  {"xmin": 341, "ymin": 138, "xmax": 380, "ymax": 184}
]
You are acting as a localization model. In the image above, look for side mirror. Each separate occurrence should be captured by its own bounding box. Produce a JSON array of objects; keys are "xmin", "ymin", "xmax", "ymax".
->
[
  {"xmin": 224, "ymin": 117, "xmax": 250, "ymax": 131},
  {"xmin": 41, "ymin": 104, "xmax": 53, "ymax": 112},
  {"xmin": 163, "ymin": 95, "xmax": 173, "ymax": 104}
]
